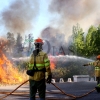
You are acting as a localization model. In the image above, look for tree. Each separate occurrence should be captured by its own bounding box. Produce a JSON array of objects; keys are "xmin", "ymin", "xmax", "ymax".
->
[
  {"xmin": 70, "ymin": 23, "xmax": 85, "ymax": 56},
  {"xmin": 15, "ymin": 33, "xmax": 23, "ymax": 57},
  {"xmin": 70, "ymin": 24, "xmax": 100, "ymax": 57},
  {"xmin": 85, "ymin": 26, "xmax": 97, "ymax": 57},
  {"xmin": 7, "ymin": 32, "xmax": 16, "ymax": 55},
  {"xmin": 24, "ymin": 34, "xmax": 34, "ymax": 56},
  {"xmin": 94, "ymin": 25, "xmax": 100, "ymax": 55}
]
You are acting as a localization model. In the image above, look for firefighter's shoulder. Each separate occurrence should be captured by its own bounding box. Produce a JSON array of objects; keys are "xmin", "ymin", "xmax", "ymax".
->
[{"xmin": 39, "ymin": 51, "xmax": 47, "ymax": 56}]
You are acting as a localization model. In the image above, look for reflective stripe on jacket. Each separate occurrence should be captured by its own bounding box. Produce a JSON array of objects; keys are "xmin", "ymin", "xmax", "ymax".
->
[
  {"xmin": 28, "ymin": 51, "xmax": 51, "ymax": 81},
  {"xmin": 89, "ymin": 60, "xmax": 100, "ymax": 77}
]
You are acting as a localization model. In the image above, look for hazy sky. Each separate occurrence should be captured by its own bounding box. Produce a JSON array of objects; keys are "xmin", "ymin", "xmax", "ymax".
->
[
  {"xmin": 0, "ymin": 0, "xmax": 55, "ymax": 38},
  {"xmin": 0, "ymin": 0, "xmax": 100, "ymax": 40}
]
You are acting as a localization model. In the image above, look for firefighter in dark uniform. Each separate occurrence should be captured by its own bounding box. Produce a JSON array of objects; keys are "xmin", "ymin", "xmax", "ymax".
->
[
  {"xmin": 83, "ymin": 55, "xmax": 100, "ymax": 85},
  {"xmin": 27, "ymin": 38, "xmax": 52, "ymax": 100}
]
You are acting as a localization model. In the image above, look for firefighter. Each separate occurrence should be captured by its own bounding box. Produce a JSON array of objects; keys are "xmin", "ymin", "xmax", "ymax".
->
[
  {"xmin": 83, "ymin": 55, "xmax": 100, "ymax": 85},
  {"xmin": 27, "ymin": 38, "xmax": 52, "ymax": 100}
]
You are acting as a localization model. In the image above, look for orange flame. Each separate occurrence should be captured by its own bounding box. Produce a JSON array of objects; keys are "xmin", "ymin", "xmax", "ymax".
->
[
  {"xmin": 49, "ymin": 56, "xmax": 56, "ymax": 70},
  {"xmin": 50, "ymin": 62, "xmax": 55, "ymax": 70},
  {"xmin": 0, "ymin": 50, "xmax": 25, "ymax": 84}
]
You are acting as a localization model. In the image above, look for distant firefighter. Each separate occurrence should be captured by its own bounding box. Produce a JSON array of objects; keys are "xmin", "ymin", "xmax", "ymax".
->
[
  {"xmin": 27, "ymin": 38, "xmax": 52, "ymax": 100},
  {"xmin": 83, "ymin": 55, "xmax": 100, "ymax": 85}
]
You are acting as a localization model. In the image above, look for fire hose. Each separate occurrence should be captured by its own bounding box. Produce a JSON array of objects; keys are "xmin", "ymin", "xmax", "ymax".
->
[
  {"xmin": 0, "ymin": 80, "xmax": 96, "ymax": 100},
  {"xmin": 51, "ymin": 83, "xmax": 95, "ymax": 99},
  {"xmin": 0, "ymin": 80, "xmax": 29, "ymax": 100}
]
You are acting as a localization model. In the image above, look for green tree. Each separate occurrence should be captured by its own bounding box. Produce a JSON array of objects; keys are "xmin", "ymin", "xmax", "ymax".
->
[
  {"xmin": 71, "ymin": 24, "xmax": 85, "ymax": 56},
  {"xmin": 85, "ymin": 26, "xmax": 97, "ymax": 57},
  {"xmin": 70, "ymin": 24, "xmax": 100, "ymax": 57},
  {"xmin": 94, "ymin": 25, "xmax": 100, "ymax": 55}
]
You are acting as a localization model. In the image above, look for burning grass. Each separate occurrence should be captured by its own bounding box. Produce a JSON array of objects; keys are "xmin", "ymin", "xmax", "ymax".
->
[{"xmin": 0, "ymin": 50, "xmax": 28, "ymax": 85}]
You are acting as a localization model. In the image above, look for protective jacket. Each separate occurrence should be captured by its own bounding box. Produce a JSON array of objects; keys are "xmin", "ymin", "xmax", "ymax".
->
[
  {"xmin": 28, "ymin": 51, "xmax": 51, "ymax": 81},
  {"xmin": 89, "ymin": 60, "xmax": 100, "ymax": 77}
]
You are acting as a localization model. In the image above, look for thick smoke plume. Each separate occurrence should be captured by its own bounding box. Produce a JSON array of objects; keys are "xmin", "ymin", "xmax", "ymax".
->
[
  {"xmin": 48, "ymin": 0, "xmax": 100, "ymax": 38},
  {"xmin": 1, "ymin": 0, "xmax": 39, "ymax": 34},
  {"xmin": 41, "ymin": 27, "xmax": 70, "ymax": 55},
  {"xmin": 49, "ymin": 0, "xmax": 96, "ymax": 20},
  {"xmin": 41, "ymin": 27, "xmax": 65, "ymax": 46},
  {"xmin": 41, "ymin": 0, "xmax": 100, "ymax": 54}
]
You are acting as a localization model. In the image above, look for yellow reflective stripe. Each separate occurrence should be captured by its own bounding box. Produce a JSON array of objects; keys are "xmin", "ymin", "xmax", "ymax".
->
[
  {"xmin": 95, "ymin": 69, "xmax": 100, "ymax": 70},
  {"xmin": 44, "ymin": 59, "xmax": 49, "ymax": 62},
  {"xmin": 36, "ymin": 64, "xmax": 45, "ymax": 67},
  {"xmin": 29, "ymin": 64, "xmax": 34, "ymax": 67},
  {"xmin": 29, "ymin": 64, "xmax": 45, "ymax": 67},
  {"xmin": 28, "ymin": 64, "xmax": 34, "ymax": 70},
  {"xmin": 45, "ymin": 62, "xmax": 50, "ymax": 67},
  {"xmin": 29, "ymin": 62, "xmax": 50, "ymax": 68},
  {"xmin": 89, "ymin": 62, "xmax": 93, "ymax": 65},
  {"xmin": 95, "ymin": 67, "xmax": 100, "ymax": 68},
  {"xmin": 95, "ymin": 66, "xmax": 100, "ymax": 70}
]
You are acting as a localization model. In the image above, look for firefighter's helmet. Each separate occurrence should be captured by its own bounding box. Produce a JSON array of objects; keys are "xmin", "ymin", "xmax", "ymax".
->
[
  {"xmin": 97, "ymin": 55, "xmax": 100, "ymax": 59},
  {"xmin": 34, "ymin": 38, "xmax": 43, "ymax": 50},
  {"xmin": 34, "ymin": 38, "xmax": 44, "ymax": 45}
]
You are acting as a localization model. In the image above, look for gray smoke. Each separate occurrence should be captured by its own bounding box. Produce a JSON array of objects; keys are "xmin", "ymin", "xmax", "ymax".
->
[
  {"xmin": 1, "ymin": 0, "xmax": 39, "ymax": 34},
  {"xmin": 49, "ymin": 0, "xmax": 96, "ymax": 20},
  {"xmin": 41, "ymin": 27, "xmax": 65, "ymax": 45},
  {"xmin": 48, "ymin": 0, "xmax": 100, "ymax": 39},
  {"xmin": 41, "ymin": 27, "xmax": 70, "ymax": 55},
  {"xmin": 40, "ymin": 0, "xmax": 100, "ymax": 55}
]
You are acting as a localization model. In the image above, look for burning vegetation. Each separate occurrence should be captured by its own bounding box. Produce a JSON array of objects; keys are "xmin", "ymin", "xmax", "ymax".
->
[
  {"xmin": 0, "ymin": 39, "xmax": 27, "ymax": 84},
  {"xmin": 49, "ymin": 56, "xmax": 56, "ymax": 70}
]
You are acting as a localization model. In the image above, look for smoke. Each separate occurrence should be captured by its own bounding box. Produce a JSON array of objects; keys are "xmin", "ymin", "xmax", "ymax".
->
[
  {"xmin": 0, "ymin": 38, "xmax": 8, "ymax": 51},
  {"xmin": 49, "ymin": 0, "xmax": 96, "ymax": 20},
  {"xmin": 48, "ymin": 0, "xmax": 100, "ymax": 38},
  {"xmin": 40, "ymin": 0, "xmax": 100, "ymax": 54},
  {"xmin": 1, "ymin": 0, "xmax": 39, "ymax": 34},
  {"xmin": 41, "ymin": 27, "xmax": 70, "ymax": 55},
  {"xmin": 41, "ymin": 27, "xmax": 65, "ymax": 45}
]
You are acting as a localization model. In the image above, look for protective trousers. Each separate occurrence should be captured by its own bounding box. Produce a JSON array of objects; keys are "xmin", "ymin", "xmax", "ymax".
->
[
  {"xmin": 96, "ymin": 77, "xmax": 100, "ymax": 85},
  {"xmin": 29, "ymin": 79, "xmax": 46, "ymax": 100}
]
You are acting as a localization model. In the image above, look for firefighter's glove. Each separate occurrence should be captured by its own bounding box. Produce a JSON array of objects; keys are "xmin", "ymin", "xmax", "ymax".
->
[
  {"xmin": 46, "ymin": 75, "xmax": 52, "ymax": 84},
  {"xmin": 97, "ymin": 84, "xmax": 100, "ymax": 87},
  {"xmin": 83, "ymin": 64, "xmax": 88, "ymax": 66}
]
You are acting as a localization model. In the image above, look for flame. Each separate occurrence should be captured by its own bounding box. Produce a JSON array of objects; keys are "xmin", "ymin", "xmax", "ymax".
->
[
  {"xmin": 50, "ymin": 62, "xmax": 55, "ymax": 70},
  {"xmin": 0, "ymin": 50, "xmax": 26, "ymax": 84},
  {"xmin": 49, "ymin": 55, "xmax": 56, "ymax": 70}
]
